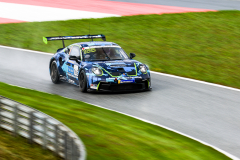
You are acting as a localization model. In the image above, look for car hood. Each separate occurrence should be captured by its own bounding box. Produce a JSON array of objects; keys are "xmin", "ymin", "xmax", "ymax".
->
[{"xmin": 93, "ymin": 60, "xmax": 139, "ymax": 76}]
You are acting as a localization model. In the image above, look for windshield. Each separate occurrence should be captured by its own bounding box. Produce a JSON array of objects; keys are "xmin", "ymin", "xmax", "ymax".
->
[{"xmin": 83, "ymin": 47, "xmax": 129, "ymax": 61}]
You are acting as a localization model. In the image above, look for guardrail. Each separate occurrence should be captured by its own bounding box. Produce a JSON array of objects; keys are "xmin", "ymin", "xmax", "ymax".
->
[{"xmin": 0, "ymin": 96, "xmax": 86, "ymax": 160}]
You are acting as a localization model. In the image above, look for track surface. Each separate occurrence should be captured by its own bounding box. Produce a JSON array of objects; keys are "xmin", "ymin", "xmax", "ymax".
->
[
  {"xmin": 109, "ymin": 0, "xmax": 240, "ymax": 10},
  {"xmin": 0, "ymin": 47, "xmax": 240, "ymax": 158}
]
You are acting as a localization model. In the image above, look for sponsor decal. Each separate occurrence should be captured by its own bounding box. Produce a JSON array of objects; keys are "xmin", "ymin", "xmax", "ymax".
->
[
  {"xmin": 68, "ymin": 60, "xmax": 75, "ymax": 63},
  {"xmin": 134, "ymin": 76, "xmax": 142, "ymax": 79},
  {"xmin": 106, "ymin": 78, "xmax": 115, "ymax": 82},
  {"xmin": 68, "ymin": 67, "xmax": 74, "ymax": 74},
  {"xmin": 74, "ymin": 65, "xmax": 78, "ymax": 76},
  {"xmin": 118, "ymin": 79, "xmax": 135, "ymax": 84},
  {"xmin": 107, "ymin": 77, "xmax": 141, "ymax": 81}
]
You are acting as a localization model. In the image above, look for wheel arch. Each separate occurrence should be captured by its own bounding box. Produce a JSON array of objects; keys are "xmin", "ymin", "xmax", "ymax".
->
[
  {"xmin": 49, "ymin": 58, "xmax": 61, "ymax": 77},
  {"xmin": 49, "ymin": 58, "xmax": 56, "ymax": 70}
]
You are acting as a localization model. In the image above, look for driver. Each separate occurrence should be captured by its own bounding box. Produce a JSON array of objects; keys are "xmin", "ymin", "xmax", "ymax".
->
[
  {"xmin": 95, "ymin": 48, "xmax": 106, "ymax": 59},
  {"xmin": 108, "ymin": 48, "xmax": 121, "ymax": 59}
]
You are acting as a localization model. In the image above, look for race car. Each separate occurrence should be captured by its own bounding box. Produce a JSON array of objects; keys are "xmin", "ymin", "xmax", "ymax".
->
[{"xmin": 43, "ymin": 34, "xmax": 151, "ymax": 92}]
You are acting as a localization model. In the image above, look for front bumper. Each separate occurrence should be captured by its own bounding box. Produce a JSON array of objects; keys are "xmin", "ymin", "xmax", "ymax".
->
[
  {"xmin": 88, "ymin": 79, "xmax": 150, "ymax": 92},
  {"xmin": 87, "ymin": 71, "xmax": 151, "ymax": 92}
]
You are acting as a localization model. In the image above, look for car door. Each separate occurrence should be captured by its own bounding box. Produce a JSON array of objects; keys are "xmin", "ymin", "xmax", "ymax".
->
[
  {"xmin": 62, "ymin": 45, "xmax": 81, "ymax": 85},
  {"xmin": 67, "ymin": 45, "xmax": 81, "ymax": 85}
]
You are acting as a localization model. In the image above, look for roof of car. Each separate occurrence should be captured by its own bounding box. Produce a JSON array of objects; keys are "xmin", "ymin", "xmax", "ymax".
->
[{"xmin": 76, "ymin": 41, "xmax": 120, "ymax": 47}]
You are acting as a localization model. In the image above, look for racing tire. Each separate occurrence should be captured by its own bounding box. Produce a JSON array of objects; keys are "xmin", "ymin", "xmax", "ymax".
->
[
  {"xmin": 50, "ymin": 60, "xmax": 60, "ymax": 84},
  {"xmin": 79, "ymin": 70, "xmax": 87, "ymax": 92}
]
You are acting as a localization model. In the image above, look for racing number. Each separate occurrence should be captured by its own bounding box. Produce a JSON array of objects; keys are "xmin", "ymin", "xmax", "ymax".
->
[{"xmin": 83, "ymin": 48, "xmax": 96, "ymax": 54}]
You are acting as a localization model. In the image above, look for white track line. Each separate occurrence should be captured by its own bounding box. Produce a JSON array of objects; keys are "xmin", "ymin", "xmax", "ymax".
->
[
  {"xmin": 0, "ymin": 2, "xmax": 119, "ymax": 22},
  {"xmin": 151, "ymin": 71, "xmax": 240, "ymax": 92},
  {"xmin": 0, "ymin": 44, "xmax": 239, "ymax": 159}
]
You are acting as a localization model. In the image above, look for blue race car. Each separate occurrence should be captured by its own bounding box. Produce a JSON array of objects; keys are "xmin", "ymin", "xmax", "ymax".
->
[{"xmin": 43, "ymin": 34, "xmax": 151, "ymax": 92}]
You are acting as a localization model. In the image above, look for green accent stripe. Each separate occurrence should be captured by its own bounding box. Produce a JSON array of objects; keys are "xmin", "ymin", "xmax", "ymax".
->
[
  {"xmin": 97, "ymin": 82, "xmax": 101, "ymax": 91},
  {"xmin": 127, "ymin": 63, "xmax": 138, "ymax": 76},
  {"xmin": 99, "ymin": 63, "xmax": 138, "ymax": 77},
  {"xmin": 99, "ymin": 66, "xmax": 121, "ymax": 77}
]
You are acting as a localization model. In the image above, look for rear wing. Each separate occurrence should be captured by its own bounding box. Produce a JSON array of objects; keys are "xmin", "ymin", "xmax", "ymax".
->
[{"xmin": 43, "ymin": 34, "xmax": 106, "ymax": 48}]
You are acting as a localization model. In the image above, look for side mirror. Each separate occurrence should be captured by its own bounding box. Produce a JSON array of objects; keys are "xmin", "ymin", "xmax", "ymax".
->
[
  {"xmin": 130, "ymin": 53, "xmax": 136, "ymax": 59},
  {"xmin": 69, "ymin": 56, "xmax": 80, "ymax": 61},
  {"xmin": 65, "ymin": 48, "xmax": 70, "ymax": 54}
]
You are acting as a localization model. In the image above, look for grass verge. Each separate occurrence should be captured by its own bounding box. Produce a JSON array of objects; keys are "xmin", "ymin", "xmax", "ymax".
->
[
  {"xmin": 0, "ymin": 82, "xmax": 231, "ymax": 160},
  {"xmin": 0, "ymin": 129, "xmax": 57, "ymax": 160},
  {"xmin": 1, "ymin": 11, "xmax": 240, "ymax": 89}
]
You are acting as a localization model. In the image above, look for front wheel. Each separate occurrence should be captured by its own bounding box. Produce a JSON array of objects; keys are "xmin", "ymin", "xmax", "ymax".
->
[
  {"xmin": 79, "ymin": 70, "xmax": 87, "ymax": 92},
  {"xmin": 50, "ymin": 61, "xmax": 59, "ymax": 84}
]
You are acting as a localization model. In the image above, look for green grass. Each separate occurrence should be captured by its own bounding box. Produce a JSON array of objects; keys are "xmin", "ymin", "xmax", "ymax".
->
[
  {"xmin": 0, "ymin": 82, "xmax": 231, "ymax": 160},
  {"xmin": 1, "ymin": 11, "xmax": 240, "ymax": 88},
  {"xmin": 0, "ymin": 129, "xmax": 57, "ymax": 160}
]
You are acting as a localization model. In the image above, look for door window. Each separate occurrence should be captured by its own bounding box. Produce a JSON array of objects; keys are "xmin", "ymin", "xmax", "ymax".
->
[{"xmin": 70, "ymin": 46, "xmax": 80, "ymax": 57}]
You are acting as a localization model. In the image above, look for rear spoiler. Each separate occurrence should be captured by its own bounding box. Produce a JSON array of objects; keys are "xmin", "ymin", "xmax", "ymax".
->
[{"xmin": 43, "ymin": 34, "xmax": 106, "ymax": 48}]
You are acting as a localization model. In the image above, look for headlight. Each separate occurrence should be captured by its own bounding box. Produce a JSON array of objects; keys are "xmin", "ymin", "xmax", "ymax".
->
[
  {"xmin": 139, "ymin": 64, "xmax": 147, "ymax": 73},
  {"xmin": 92, "ymin": 67, "xmax": 102, "ymax": 75}
]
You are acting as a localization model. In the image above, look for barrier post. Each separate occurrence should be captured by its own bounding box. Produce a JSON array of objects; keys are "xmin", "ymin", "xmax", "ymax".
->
[
  {"xmin": 72, "ymin": 139, "xmax": 77, "ymax": 160},
  {"xmin": 64, "ymin": 131, "xmax": 68, "ymax": 159},
  {"xmin": 54, "ymin": 124, "xmax": 59, "ymax": 156},
  {"xmin": 13, "ymin": 104, "xmax": 18, "ymax": 137},
  {"xmin": 43, "ymin": 118, "xmax": 47, "ymax": 150},
  {"xmin": 0, "ymin": 100, "xmax": 2, "ymax": 127},
  {"xmin": 29, "ymin": 111, "xmax": 35, "ymax": 144},
  {"xmin": 69, "ymin": 137, "xmax": 73, "ymax": 160}
]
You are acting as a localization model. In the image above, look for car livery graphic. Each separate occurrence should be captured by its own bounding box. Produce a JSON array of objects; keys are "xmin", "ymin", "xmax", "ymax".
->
[{"xmin": 43, "ymin": 34, "xmax": 151, "ymax": 92}]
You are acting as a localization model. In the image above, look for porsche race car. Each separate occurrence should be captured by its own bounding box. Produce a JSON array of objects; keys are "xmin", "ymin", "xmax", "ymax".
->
[{"xmin": 43, "ymin": 34, "xmax": 151, "ymax": 92}]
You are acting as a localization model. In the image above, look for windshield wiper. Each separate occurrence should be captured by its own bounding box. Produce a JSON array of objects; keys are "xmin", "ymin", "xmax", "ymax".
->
[
  {"xmin": 111, "ymin": 58, "xmax": 123, "ymax": 60},
  {"xmin": 102, "ymin": 48, "xmax": 111, "ymax": 60},
  {"xmin": 90, "ymin": 59, "xmax": 110, "ymax": 61}
]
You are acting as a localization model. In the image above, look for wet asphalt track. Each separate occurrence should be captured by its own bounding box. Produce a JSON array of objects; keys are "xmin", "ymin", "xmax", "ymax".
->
[
  {"xmin": 109, "ymin": 0, "xmax": 240, "ymax": 10},
  {"xmin": 0, "ymin": 46, "xmax": 240, "ymax": 158}
]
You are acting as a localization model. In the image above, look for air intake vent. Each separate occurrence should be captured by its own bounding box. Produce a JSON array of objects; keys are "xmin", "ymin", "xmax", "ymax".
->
[
  {"xmin": 127, "ymin": 70, "xmax": 136, "ymax": 75},
  {"xmin": 111, "ymin": 72, "xmax": 121, "ymax": 76},
  {"xmin": 110, "ymin": 64, "xmax": 126, "ymax": 67},
  {"xmin": 118, "ymin": 68, "xmax": 125, "ymax": 72}
]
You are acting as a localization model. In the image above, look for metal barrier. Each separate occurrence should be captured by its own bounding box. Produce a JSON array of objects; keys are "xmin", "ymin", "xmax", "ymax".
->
[{"xmin": 0, "ymin": 96, "xmax": 86, "ymax": 160}]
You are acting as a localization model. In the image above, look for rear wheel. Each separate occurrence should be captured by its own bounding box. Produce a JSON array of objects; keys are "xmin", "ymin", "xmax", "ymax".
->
[
  {"xmin": 50, "ymin": 61, "xmax": 59, "ymax": 84},
  {"xmin": 79, "ymin": 70, "xmax": 87, "ymax": 92}
]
